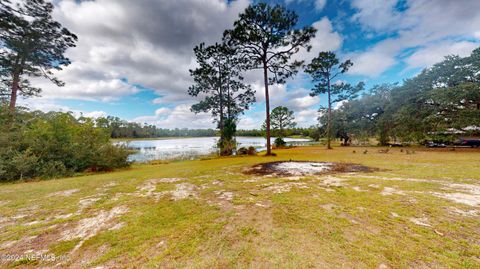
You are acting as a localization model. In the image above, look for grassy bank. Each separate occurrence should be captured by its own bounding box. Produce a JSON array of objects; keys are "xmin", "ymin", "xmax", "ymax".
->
[{"xmin": 0, "ymin": 146, "xmax": 479, "ymax": 268}]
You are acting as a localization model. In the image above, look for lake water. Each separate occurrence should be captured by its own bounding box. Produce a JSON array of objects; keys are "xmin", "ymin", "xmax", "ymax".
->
[{"xmin": 117, "ymin": 136, "xmax": 312, "ymax": 162}]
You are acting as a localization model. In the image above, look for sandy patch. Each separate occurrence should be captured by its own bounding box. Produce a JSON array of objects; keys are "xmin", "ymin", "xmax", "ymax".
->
[
  {"xmin": 109, "ymin": 222, "xmax": 125, "ymax": 231},
  {"xmin": 55, "ymin": 213, "xmax": 75, "ymax": 220},
  {"xmin": 381, "ymin": 187, "xmax": 405, "ymax": 196},
  {"xmin": 48, "ymin": 189, "xmax": 79, "ymax": 197},
  {"xmin": 212, "ymin": 180, "xmax": 223, "ymax": 185},
  {"xmin": 428, "ymin": 182, "xmax": 480, "ymax": 206},
  {"xmin": 254, "ymin": 202, "xmax": 270, "ymax": 208},
  {"xmin": 136, "ymin": 179, "xmax": 163, "ymax": 199},
  {"xmin": 352, "ymin": 186, "xmax": 367, "ymax": 192},
  {"xmin": 244, "ymin": 161, "xmax": 377, "ymax": 177},
  {"xmin": 156, "ymin": 178, "xmax": 184, "ymax": 183},
  {"xmin": 431, "ymin": 192, "xmax": 480, "ymax": 207},
  {"xmin": 343, "ymin": 174, "xmax": 480, "ymax": 206},
  {"xmin": 170, "ymin": 183, "xmax": 198, "ymax": 200},
  {"xmin": 345, "ymin": 175, "xmax": 433, "ymax": 183},
  {"xmin": 78, "ymin": 197, "xmax": 102, "ymax": 210},
  {"xmin": 0, "ymin": 200, "xmax": 9, "ymax": 206},
  {"xmin": 61, "ymin": 206, "xmax": 129, "ymax": 251},
  {"xmin": 264, "ymin": 182, "xmax": 309, "ymax": 194},
  {"xmin": 274, "ymin": 162, "xmax": 332, "ymax": 176},
  {"xmin": 0, "ymin": 240, "xmax": 17, "ymax": 249},
  {"xmin": 320, "ymin": 203, "xmax": 338, "ymax": 211},
  {"xmin": 390, "ymin": 212, "xmax": 400, "ymax": 218},
  {"xmin": 320, "ymin": 176, "xmax": 347, "ymax": 187},
  {"xmin": 136, "ymin": 178, "xmax": 194, "ymax": 201},
  {"xmin": 214, "ymin": 191, "xmax": 234, "ymax": 201},
  {"xmin": 409, "ymin": 217, "xmax": 432, "ymax": 227},
  {"xmin": 103, "ymin": 182, "xmax": 118, "ymax": 188},
  {"xmin": 447, "ymin": 207, "xmax": 478, "ymax": 217}
]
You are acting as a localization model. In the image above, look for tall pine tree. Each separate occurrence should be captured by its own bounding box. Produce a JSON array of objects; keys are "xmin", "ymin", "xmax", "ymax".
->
[{"xmin": 0, "ymin": 0, "xmax": 77, "ymax": 113}]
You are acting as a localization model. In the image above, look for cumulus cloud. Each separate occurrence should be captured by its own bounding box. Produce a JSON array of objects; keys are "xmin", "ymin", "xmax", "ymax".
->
[
  {"xmin": 18, "ymin": 98, "xmax": 108, "ymax": 119},
  {"xmin": 348, "ymin": 0, "xmax": 480, "ymax": 76},
  {"xmin": 133, "ymin": 104, "xmax": 215, "ymax": 129},
  {"xmin": 347, "ymin": 49, "xmax": 396, "ymax": 77},
  {"xmin": 21, "ymin": 0, "xmax": 346, "ymax": 129},
  {"xmin": 405, "ymin": 41, "xmax": 479, "ymax": 69},
  {"xmin": 33, "ymin": 0, "xmax": 250, "ymax": 103}
]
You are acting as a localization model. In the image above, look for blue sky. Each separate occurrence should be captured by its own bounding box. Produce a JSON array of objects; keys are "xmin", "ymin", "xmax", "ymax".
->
[{"xmin": 22, "ymin": 0, "xmax": 480, "ymax": 129}]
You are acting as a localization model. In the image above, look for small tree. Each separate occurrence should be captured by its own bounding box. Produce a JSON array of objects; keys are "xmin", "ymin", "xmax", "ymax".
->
[
  {"xmin": 305, "ymin": 51, "xmax": 363, "ymax": 149},
  {"xmin": 0, "ymin": 0, "xmax": 77, "ymax": 113},
  {"xmin": 268, "ymin": 106, "xmax": 296, "ymax": 137},
  {"xmin": 225, "ymin": 3, "xmax": 316, "ymax": 155},
  {"xmin": 188, "ymin": 42, "xmax": 255, "ymax": 155}
]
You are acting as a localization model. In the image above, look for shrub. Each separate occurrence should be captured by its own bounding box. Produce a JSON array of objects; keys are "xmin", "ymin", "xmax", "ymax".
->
[
  {"xmin": 274, "ymin": 137, "xmax": 287, "ymax": 148},
  {"xmin": 247, "ymin": 146, "xmax": 256, "ymax": 155},
  {"xmin": 237, "ymin": 147, "xmax": 248, "ymax": 155},
  {"xmin": 0, "ymin": 109, "xmax": 130, "ymax": 181}
]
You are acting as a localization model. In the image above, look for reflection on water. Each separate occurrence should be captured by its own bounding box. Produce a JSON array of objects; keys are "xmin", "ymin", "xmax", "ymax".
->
[{"xmin": 116, "ymin": 136, "xmax": 312, "ymax": 162}]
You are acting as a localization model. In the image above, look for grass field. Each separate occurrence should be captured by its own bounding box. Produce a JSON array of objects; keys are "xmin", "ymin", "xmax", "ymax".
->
[{"xmin": 0, "ymin": 146, "xmax": 479, "ymax": 268}]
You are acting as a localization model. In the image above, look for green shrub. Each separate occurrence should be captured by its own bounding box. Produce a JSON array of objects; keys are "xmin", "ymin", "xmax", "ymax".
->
[
  {"xmin": 274, "ymin": 137, "xmax": 286, "ymax": 148},
  {"xmin": 0, "ymin": 109, "xmax": 130, "ymax": 181},
  {"xmin": 237, "ymin": 147, "xmax": 248, "ymax": 155}
]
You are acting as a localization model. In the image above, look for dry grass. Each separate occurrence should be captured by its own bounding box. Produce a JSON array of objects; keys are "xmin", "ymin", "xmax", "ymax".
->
[{"xmin": 0, "ymin": 146, "xmax": 479, "ymax": 268}]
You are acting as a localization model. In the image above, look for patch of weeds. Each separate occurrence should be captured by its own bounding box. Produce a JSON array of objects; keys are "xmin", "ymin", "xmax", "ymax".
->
[
  {"xmin": 49, "ymin": 239, "xmax": 81, "ymax": 256},
  {"xmin": 12, "ymin": 258, "xmax": 39, "ymax": 267},
  {"xmin": 240, "ymin": 226, "xmax": 259, "ymax": 237}
]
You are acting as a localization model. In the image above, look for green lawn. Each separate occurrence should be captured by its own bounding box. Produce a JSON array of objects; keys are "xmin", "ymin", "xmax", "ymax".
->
[{"xmin": 0, "ymin": 146, "xmax": 479, "ymax": 268}]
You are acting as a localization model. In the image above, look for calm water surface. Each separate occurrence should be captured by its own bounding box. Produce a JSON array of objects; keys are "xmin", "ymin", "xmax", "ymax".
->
[{"xmin": 117, "ymin": 136, "xmax": 312, "ymax": 162}]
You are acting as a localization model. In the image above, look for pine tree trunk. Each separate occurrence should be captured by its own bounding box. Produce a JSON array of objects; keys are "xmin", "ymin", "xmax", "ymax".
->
[
  {"xmin": 9, "ymin": 72, "xmax": 20, "ymax": 114},
  {"xmin": 327, "ymin": 78, "xmax": 332, "ymax": 150},
  {"xmin": 263, "ymin": 61, "xmax": 271, "ymax": 155}
]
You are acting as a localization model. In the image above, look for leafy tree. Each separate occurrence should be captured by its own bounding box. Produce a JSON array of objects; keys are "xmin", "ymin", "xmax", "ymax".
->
[
  {"xmin": 387, "ymin": 48, "xmax": 480, "ymax": 142},
  {"xmin": 266, "ymin": 106, "xmax": 296, "ymax": 137},
  {"xmin": 327, "ymin": 84, "xmax": 395, "ymax": 145},
  {"xmin": 0, "ymin": 0, "xmax": 77, "ymax": 113},
  {"xmin": 225, "ymin": 3, "xmax": 316, "ymax": 155},
  {"xmin": 188, "ymin": 42, "xmax": 255, "ymax": 155},
  {"xmin": 305, "ymin": 51, "xmax": 363, "ymax": 149}
]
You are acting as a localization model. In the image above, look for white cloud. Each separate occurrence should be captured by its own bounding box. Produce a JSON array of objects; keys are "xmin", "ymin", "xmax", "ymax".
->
[
  {"xmin": 350, "ymin": 0, "xmax": 406, "ymax": 33},
  {"xmin": 154, "ymin": 107, "xmax": 172, "ymax": 116},
  {"xmin": 29, "ymin": 0, "xmax": 250, "ymax": 103},
  {"xmin": 296, "ymin": 108, "xmax": 320, "ymax": 127},
  {"xmin": 295, "ymin": 18, "xmax": 342, "ymax": 62},
  {"xmin": 348, "ymin": 0, "xmax": 480, "ymax": 76},
  {"xmin": 405, "ymin": 41, "xmax": 479, "ymax": 69},
  {"xmin": 292, "ymin": 95, "xmax": 320, "ymax": 109},
  {"xmin": 82, "ymin": 111, "xmax": 108, "ymax": 119},
  {"xmin": 133, "ymin": 104, "xmax": 214, "ymax": 129},
  {"xmin": 347, "ymin": 49, "xmax": 396, "ymax": 77},
  {"xmin": 18, "ymin": 98, "xmax": 108, "ymax": 119},
  {"xmin": 237, "ymin": 114, "xmax": 262, "ymax": 129},
  {"xmin": 315, "ymin": 0, "xmax": 327, "ymax": 11}
]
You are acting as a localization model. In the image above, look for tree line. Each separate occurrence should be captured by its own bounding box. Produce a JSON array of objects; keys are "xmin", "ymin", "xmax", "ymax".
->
[
  {"xmin": 325, "ymin": 48, "xmax": 480, "ymax": 145},
  {"xmin": 95, "ymin": 116, "xmax": 216, "ymax": 138}
]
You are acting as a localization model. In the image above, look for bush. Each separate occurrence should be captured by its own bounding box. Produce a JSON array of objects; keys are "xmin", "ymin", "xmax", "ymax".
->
[
  {"xmin": 237, "ymin": 147, "xmax": 248, "ymax": 155},
  {"xmin": 218, "ymin": 118, "xmax": 237, "ymax": 156},
  {"xmin": 247, "ymin": 146, "xmax": 256, "ymax": 155},
  {"xmin": 274, "ymin": 137, "xmax": 287, "ymax": 148},
  {"xmin": 0, "ymin": 109, "xmax": 130, "ymax": 181}
]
